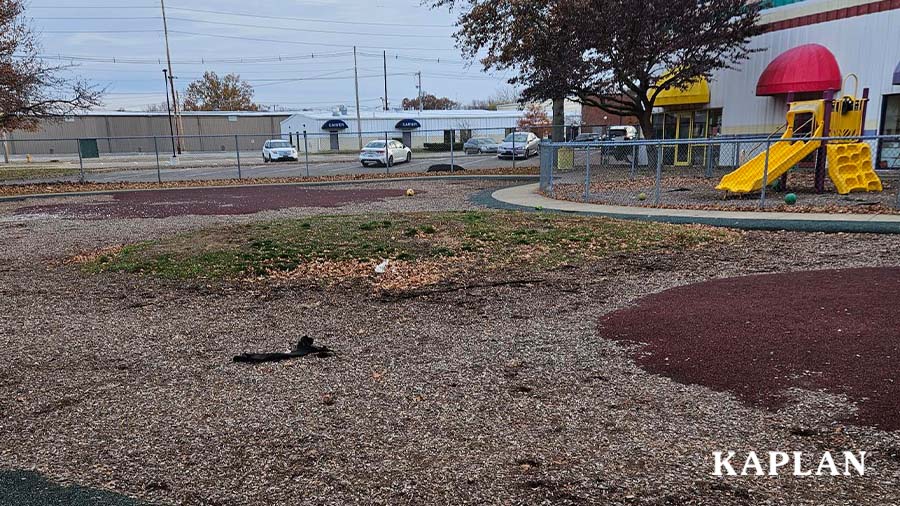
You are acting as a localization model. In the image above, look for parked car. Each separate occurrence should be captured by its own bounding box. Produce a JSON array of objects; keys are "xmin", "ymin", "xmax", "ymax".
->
[
  {"xmin": 262, "ymin": 139, "xmax": 298, "ymax": 162},
  {"xmin": 574, "ymin": 133, "xmax": 603, "ymax": 143},
  {"xmin": 463, "ymin": 137, "xmax": 500, "ymax": 155},
  {"xmin": 607, "ymin": 125, "xmax": 639, "ymax": 141},
  {"xmin": 497, "ymin": 132, "xmax": 541, "ymax": 159},
  {"xmin": 359, "ymin": 140, "xmax": 412, "ymax": 167}
]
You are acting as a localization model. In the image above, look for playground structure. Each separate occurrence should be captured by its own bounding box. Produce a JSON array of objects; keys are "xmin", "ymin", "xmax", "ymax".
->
[{"xmin": 717, "ymin": 84, "xmax": 883, "ymax": 195}]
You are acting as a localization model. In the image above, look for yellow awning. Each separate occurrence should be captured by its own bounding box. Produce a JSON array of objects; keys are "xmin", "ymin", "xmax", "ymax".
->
[{"xmin": 655, "ymin": 75, "xmax": 710, "ymax": 107}]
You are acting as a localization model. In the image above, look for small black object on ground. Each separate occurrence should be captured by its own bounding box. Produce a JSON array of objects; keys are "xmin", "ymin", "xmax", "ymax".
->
[
  {"xmin": 233, "ymin": 336, "xmax": 334, "ymax": 364},
  {"xmin": 427, "ymin": 164, "xmax": 466, "ymax": 173}
]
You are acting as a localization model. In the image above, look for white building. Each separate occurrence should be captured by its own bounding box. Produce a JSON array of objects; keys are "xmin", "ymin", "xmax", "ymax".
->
[
  {"xmin": 496, "ymin": 99, "xmax": 583, "ymax": 126},
  {"xmin": 650, "ymin": 0, "xmax": 900, "ymax": 169},
  {"xmin": 280, "ymin": 109, "xmax": 525, "ymax": 153}
]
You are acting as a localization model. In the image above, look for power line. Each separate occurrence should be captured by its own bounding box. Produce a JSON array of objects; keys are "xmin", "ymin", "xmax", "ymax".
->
[
  {"xmin": 38, "ymin": 29, "xmax": 460, "ymax": 51},
  {"xmin": 26, "ymin": 5, "xmax": 455, "ymax": 28},
  {"xmin": 167, "ymin": 6, "xmax": 453, "ymax": 28},
  {"xmin": 22, "ymin": 51, "xmax": 354, "ymax": 65},
  {"xmin": 34, "ymin": 16, "xmax": 452, "ymax": 38}
]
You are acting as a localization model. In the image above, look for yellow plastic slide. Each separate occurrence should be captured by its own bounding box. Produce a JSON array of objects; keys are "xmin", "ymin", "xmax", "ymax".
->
[
  {"xmin": 717, "ymin": 100, "xmax": 825, "ymax": 194},
  {"xmin": 716, "ymin": 136, "xmax": 821, "ymax": 194}
]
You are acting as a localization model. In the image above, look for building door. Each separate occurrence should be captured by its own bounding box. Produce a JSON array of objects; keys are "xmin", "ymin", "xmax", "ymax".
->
[
  {"xmin": 691, "ymin": 110, "xmax": 709, "ymax": 166},
  {"xmin": 674, "ymin": 113, "xmax": 692, "ymax": 166},
  {"xmin": 878, "ymin": 94, "xmax": 900, "ymax": 169}
]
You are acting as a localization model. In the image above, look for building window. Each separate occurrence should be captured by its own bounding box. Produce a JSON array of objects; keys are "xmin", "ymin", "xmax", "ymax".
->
[{"xmin": 879, "ymin": 94, "xmax": 900, "ymax": 169}]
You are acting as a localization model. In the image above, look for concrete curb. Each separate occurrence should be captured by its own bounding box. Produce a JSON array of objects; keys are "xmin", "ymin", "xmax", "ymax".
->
[
  {"xmin": 0, "ymin": 174, "xmax": 539, "ymax": 203},
  {"xmin": 477, "ymin": 183, "xmax": 900, "ymax": 234}
]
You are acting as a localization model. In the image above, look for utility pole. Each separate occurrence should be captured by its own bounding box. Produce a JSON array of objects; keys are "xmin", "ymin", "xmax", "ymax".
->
[
  {"xmin": 353, "ymin": 46, "xmax": 363, "ymax": 150},
  {"xmin": 163, "ymin": 69, "xmax": 177, "ymax": 159},
  {"xmin": 383, "ymin": 50, "xmax": 389, "ymax": 111},
  {"xmin": 160, "ymin": 0, "xmax": 182, "ymax": 155},
  {"xmin": 415, "ymin": 71, "xmax": 423, "ymax": 112}
]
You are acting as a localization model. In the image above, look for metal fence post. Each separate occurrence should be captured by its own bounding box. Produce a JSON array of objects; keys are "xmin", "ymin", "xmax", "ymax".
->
[
  {"xmin": 654, "ymin": 140, "xmax": 663, "ymax": 205},
  {"xmin": 385, "ymin": 131, "xmax": 391, "ymax": 174},
  {"xmin": 512, "ymin": 132, "xmax": 516, "ymax": 172},
  {"xmin": 76, "ymin": 139, "xmax": 85, "ymax": 184},
  {"xmin": 235, "ymin": 135, "xmax": 242, "ymax": 179},
  {"xmin": 584, "ymin": 145, "xmax": 591, "ymax": 202},
  {"xmin": 153, "ymin": 136, "xmax": 161, "ymax": 183},
  {"xmin": 450, "ymin": 130, "xmax": 455, "ymax": 173},
  {"xmin": 303, "ymin": 130, "xmax": 310, "ymax": 178},
  {"xmin": 549, "ymin": 144, "xmax": 555, "ymax": 197},
  {"xmin": 704, "ymin": 143, "xmax": 714, "ymax": 178},
  {"xmin": 760, "ymin": 139, "xmax": 771, "ymax": 208},
  {"xmin": 629, "ymin": 143, "xmax": 637, "ymax": 179}
]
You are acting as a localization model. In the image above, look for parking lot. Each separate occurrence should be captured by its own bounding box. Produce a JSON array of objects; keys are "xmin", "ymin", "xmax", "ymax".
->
[{"xmin": 0, "ymin": 149, "xmax": 540, "ymax": 184}]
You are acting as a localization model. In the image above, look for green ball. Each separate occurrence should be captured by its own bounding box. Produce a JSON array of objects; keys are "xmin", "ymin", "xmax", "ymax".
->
[
  {"xmin": 784, "ymin": 193, "xmax": 797, "ymax": 205},
  {"xmin": 637, "ymin": 192, "xmax": 648, "ymax": 201}
]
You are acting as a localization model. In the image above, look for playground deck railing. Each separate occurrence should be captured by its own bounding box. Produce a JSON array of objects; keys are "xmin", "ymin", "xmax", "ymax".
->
[{"xmin": 540, "ymin": 134, "xmax": 900, "ymax": 212}]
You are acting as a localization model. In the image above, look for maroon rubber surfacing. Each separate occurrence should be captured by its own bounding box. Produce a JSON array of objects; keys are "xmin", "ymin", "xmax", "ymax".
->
[
  {"xmin": 600, "ymin": 267, "xmax": 900, "ymax": 431},
  {"xmin": 15, "ymin": 186, "xmax": 408, "ymax": 219}
]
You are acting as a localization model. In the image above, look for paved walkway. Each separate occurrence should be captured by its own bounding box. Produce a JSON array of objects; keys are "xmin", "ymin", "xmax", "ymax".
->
[{"xmin": 488, "ymin": 183, "xmax": 900, "ymax": 233}]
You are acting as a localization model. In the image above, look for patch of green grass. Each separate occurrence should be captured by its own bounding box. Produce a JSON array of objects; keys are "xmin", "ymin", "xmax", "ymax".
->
[
  {"xmin": 0, "ymin": 167, "xmax": 82, "ymax": 182},
  {"xmin": 86, "ymin": 211, "xmax": 731, "ymax": 280}
]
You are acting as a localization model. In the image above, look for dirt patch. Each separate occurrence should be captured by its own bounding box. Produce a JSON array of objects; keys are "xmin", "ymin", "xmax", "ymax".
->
[
  {"xmin": 599, "ymin": 267, "xmax": 900, "ymax": 430},
  {"xmin": 14, "ymin": 186, "xmax": 408, "ymax": 219}
]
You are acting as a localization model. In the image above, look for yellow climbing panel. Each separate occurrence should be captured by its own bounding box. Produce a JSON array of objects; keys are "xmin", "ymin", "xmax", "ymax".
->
[{"xmin": 826, "ymin": 143, "xmax": 883, "ymax": 194}]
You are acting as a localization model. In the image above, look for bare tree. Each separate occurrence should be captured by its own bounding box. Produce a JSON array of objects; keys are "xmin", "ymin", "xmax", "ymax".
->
[{"xmin": 0, "ymin": 0, "xmax": 101, "ymax": 136}]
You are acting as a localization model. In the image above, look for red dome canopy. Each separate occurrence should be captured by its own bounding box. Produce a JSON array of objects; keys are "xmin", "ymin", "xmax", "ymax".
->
[{"xmin": 756, "ymin": 44, "xmax": 842, "ymax": 96}]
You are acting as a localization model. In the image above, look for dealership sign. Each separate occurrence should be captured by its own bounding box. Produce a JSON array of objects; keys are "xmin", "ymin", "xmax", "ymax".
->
[
  {"xmin": 322, "ymin": 119, "xmax": 349, "ymax": 131},
  {"xmin": 395, "ymin": 119, "xmax": 422, "ymax": 130}
]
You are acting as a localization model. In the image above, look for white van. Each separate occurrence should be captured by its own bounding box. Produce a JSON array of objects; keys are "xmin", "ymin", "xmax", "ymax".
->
[{"xmin": 607, "ymin": 126, "xmax": 639, "ymax": 141}]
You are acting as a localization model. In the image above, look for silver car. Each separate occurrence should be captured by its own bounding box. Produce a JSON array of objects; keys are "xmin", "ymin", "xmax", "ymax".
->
[
  {"xmin": 497, "ymin": 132, "xmax": 540, "ymax": 159},
  {"xmin": 463, "ymin": 137, "xmax": 500, "ymax": 155}
]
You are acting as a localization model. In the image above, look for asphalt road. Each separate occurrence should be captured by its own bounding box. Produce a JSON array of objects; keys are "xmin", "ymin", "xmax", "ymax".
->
[
  {"xmin": 0, "ymin": 470, "xmax": 144, "ymax": 506},
  {"xmin": 8, "ymin": 152, "xmax": 540, "ymax": 185}
]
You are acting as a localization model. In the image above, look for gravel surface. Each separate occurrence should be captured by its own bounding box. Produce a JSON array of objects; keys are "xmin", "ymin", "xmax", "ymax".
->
[
  {"xmin": 2, "ymin": 179, "xmax": 900, "ymax": 505},
  {"xmin": 551, "ymin": 167, "xmax": 900, "ymax": 214}
]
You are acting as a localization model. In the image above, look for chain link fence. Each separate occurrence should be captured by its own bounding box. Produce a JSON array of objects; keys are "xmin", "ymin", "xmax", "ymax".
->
[
  {"xmin": 542, "ymin": 135, "xmax": 900, "ymax": 212},
  {"xmin": 0, "ymin": 125, "xmax": 573, "ymax": 185}
]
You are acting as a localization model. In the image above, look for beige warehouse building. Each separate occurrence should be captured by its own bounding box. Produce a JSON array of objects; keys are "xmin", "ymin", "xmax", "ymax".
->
[{"xmin": 3, "ymin": 111, "xmax": 289, "ymax": 156}]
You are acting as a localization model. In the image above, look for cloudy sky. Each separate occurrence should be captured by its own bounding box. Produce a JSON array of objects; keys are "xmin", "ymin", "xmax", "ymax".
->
[{"xmin": 27, "ymin": 0, "xmax": 516, "ymax": 111}]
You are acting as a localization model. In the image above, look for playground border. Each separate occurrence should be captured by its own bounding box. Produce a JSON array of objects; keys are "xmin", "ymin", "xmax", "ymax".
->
[
  {"xmin": 479, "ymin": 183, "xmax": 900, "ymax": 234},
  {"xmin": 0, "ymin": 174, "xmax": 539, "ymax": 203}
]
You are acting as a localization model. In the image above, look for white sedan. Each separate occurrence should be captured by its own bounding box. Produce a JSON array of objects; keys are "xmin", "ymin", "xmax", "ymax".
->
[
  {"xmin": 262, "ymin": 139, "xmax": 298, "ymax": 162},
  {"xmin": 360, "ymin": 140, "xmax": 411, "ymax": 167}
]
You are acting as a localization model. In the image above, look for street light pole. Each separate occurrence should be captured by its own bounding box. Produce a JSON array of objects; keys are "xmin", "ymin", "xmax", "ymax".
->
[
  {"xmin": 383, "ymin": 50, "xmax": 389, "ymax": 111},
  {"xmin": 163, "ymin": 69, "xmax": 176, "ymax": 159}
]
